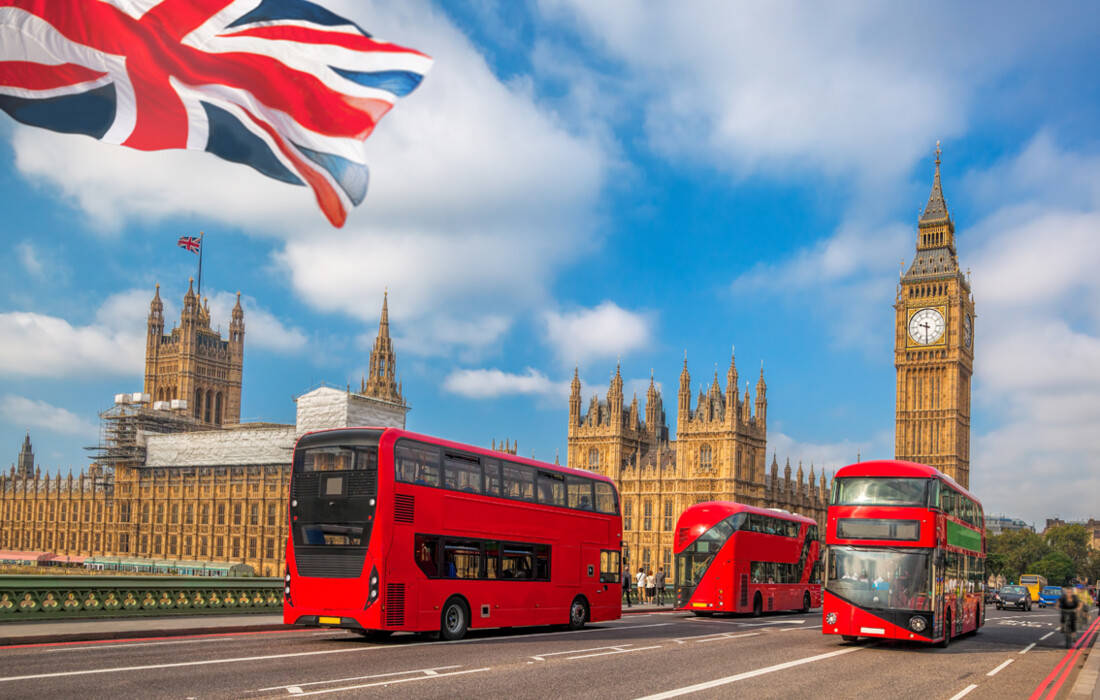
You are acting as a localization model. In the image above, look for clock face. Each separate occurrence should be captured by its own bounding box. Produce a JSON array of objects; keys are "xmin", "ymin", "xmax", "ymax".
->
[
  {"xmin": 964, "ymin": 314, "xmax": 972, "ymax": 349},
  {"xmin": 909, "ymin": 308, "xmax": 945, "ymax": 345}
]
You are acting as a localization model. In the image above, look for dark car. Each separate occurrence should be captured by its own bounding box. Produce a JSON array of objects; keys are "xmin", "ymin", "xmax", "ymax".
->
[{"xmin": 996, "ymin": 585, "xmax": 1032, "ymax": 611}]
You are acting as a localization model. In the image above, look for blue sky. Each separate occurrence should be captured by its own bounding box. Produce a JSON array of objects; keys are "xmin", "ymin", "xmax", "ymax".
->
[{"xmin": 1, "ymin": 0, "xmax": 1099, "ymax": 526}]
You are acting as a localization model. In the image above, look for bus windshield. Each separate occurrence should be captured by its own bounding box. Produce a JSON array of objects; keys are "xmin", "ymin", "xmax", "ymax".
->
[
  {"xmin": 292, "ymin": 445, "xmax": 378, "ymax": 550},
  {"xmin": 826, "ymin": 546, "xmax": 932, "ymax": 611},
  {"xmin": 831, "ymin": 478, "xmax": 928, "ymax": 507},
  {"xmin": 676, "ymin": 513, "xmax": 746, "ymax": 592}
]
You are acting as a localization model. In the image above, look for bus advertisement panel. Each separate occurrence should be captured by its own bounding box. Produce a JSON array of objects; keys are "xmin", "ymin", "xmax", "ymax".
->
[
  {"xmin": 675, "ymin": 501, "xmax": 822, "ymax": 616},
  {"xmin": 823, "ymin": 460, "xmax": 985, "ymax": 647},
  {"xmin": 284, "ymin": 428, "xmax": 623, "ymax": 640}
]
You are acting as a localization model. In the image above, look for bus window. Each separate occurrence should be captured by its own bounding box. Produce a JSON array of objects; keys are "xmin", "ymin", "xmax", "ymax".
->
[
  {"xmin": 594, "ymin": 482, "xmax": 618, "ymax": 514},
  {"xmin": 415, "ymin": 534, "xmax": 439, "ymax": 578},
  {"xmin": 832, "ymin": 477, "xmax": 928, "ymax": 506},
  {"xmin": 600, "ymin": 550, "xmax": 621, "ymax": 583},
  {"xmin": 502, "ymin": 463, "xmax": 535, "ymax": 501},
  {"xmin": 535, "ymin": 544, "xmax": 551, "ymax": 580},
  {"xmin": 483, "ymin": 458, "xmax": 502, "ymax": 497},
  {"xmin": 444, "ymin": 455, "xmax": 483, "ymax": 494},
  {"xmin": 443, "ymin": 540, "xmax": 481, "ymax": 578},
  {"xmin": 301, "ymin": 446, "xmax": 356, "ymax": 472},
  {"xmin": 751, "ymin": 561, "xmax": 765, "ymax": 583},
  {"xmin": 395, "ymin": 442, "xmax": 441, "ymax": 487},
  {"xmin": 537, "ymin": 471, "xmax": 566, "ymax": 507},
  {"xmin": 567, "ymin": 477, "xmax": 594, "ymax": 511},
  {"xmin": 502, "ymin": 545, "xmax": 534, "ymax": 579},
  {"xmin": 484, "ymin": 541, "xmax": 501, "ymax": 579}
]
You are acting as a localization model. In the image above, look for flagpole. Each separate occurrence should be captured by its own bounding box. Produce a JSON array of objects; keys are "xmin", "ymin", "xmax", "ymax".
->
[{"xmin": 197, "ymin": 231, "xmax": 204, "ymax": 298}]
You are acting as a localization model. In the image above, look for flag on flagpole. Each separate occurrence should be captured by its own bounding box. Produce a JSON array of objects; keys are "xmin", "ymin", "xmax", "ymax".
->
[
  {"xmin": 0, "ymin": 0, "xmax": 432, "ymax": 227},
  {"xmin": 177, "ymin": 235, "xmax": 201, "ymax": 254}
]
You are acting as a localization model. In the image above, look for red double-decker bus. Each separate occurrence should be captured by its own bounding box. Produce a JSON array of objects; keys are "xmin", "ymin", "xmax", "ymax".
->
[
  {"xmin": 823, "ymin": 460, "xmax": 985, "ymax": 646},
  {"xmin": 674, "ymin": 501, "xmax": 822, "ymax": 616},
  {"xmin": 283, "ymin": 428, "xmax": 623, "ymax": 640}
]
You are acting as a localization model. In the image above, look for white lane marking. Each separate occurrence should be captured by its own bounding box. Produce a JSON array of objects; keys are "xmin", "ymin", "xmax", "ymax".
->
[
  {"xmin": 947, "ymin": 684, "xmax": 978, "ymax": 700},
  {"xmin": 1040, "ymin": 631, "xmax": 1054, "ymax": 640},
  {"xmin": 987, "ymin": 659, "xmax": 1014, "ymax": 676},
  {"xmin": 0, "ymin": 645, "xmax": 388, "ymax": 683},
  {"xmin": 1020, "ymin": 643, "xmax": 1036, "ymax": 654},
  {"xmin": 532, "ymin": 645, "xmax": 634, "ymax": 661},
  {"xmin": 47, "ymin": 637, "xmax": 235, "ymax": 652},
  {"xmin": 290, "ymin": 667, "xmax": 491, "ymax": 697},
  {"xmin": 567, "ymin": 645, "xmax": 663, "ymax": 661},
  {"xmin": 781, "ymin": 626, "xmax": 821, "ymax": 632},
  {"xmin": 635, "ymin": 646, "xmax": 865, "ymax": 699},
  {"xmin": 670, "ymin": 632, "xmax": 760, "ymax": 645},
  {"xmin": 258, "ymin": 666, "xmax": 461, "ymax": 691}
]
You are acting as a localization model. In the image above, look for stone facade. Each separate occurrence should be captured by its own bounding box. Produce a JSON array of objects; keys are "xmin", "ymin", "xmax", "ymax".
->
[
  {"xmin": 894, "ymin": 145, "xmax": 975, "ymax": 488},
  {"xmin": 567, "ymin": 356, "xmax": 829, "ymax": 576},
  {"xmin": 0, "ymin": 294, "xmax": 406, "ymax": 577}
]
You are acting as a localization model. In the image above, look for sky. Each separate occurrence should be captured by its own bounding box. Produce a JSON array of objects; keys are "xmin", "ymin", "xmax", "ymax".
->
[{"xmin": 1, "ymin": 0, "xmax": 1099, "ymax": 527}]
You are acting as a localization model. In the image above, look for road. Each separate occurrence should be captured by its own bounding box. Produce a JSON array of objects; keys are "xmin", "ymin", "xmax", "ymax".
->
[{"xmin": 0, "ymin": 606, "xmax": 1088, "ymax": 699}]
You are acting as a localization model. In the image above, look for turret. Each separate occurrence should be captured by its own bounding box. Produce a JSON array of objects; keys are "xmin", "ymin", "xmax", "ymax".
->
[
  {"xmin": 755, "ymin": 363, "xmax": 767, "ymax": 427},
  {"xmin": 742, "ymin": 383, "xmax": 752, "ymax": 423},
  {"xmin": 569, "ymin": 366, "xmax": 582, "ymax": 425},
  {"xmin": 629, "ymin": 392, "xmax": 640, "ymax": 430},
  {"xmin": 645, "ymin": 370, "xmax": 659, "ymax": 436},
  {"xmin": 229, "ymin": 290, "xmax": 245, "ymax": 354},
  {"xmin": 769, "ymin": 452, "xmax": 779, "ymax": 485},
  {"xmin": 797, "ymin": 461, "xmax": 805, "ymax": 491},
  {"xmin": 608, "ymin": 361, "xmax": 624, "ymax": 424},
  {"xmin": 678, "ymin": 355, "xmax": 692, "ymax": 424},
  {"xmin": 784, "ymin": 457, "xmax": 792, "ymax": 489},
  {"xmin": 725, "ymin": 346, "xmax": 738, "ymax": 419}
]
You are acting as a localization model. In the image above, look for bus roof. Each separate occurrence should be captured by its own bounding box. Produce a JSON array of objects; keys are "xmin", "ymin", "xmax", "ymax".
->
[
  {"xmin": 679, "ymin": 500, "xmax": 818, "ymax": 529},
  {"xmin": 296, "ymin": 426, "xmax": 617, "ymax": 486},
  {"xmin": 833, "ymin": 459, "xmax": 981, "ymax": 507}
]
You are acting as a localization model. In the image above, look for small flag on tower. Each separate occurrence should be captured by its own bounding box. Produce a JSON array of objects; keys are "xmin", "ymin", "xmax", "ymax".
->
[{"xmin": 177, "ymin": 236, "xmax": 201, "ymax": 254}]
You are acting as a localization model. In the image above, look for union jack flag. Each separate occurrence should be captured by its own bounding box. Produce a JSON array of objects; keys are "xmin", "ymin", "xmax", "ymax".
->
[
  {"xmin": 177, "ymin": 235, "xmax": 201, "ymax": 253},
  {"xmin": 0, "ymin": 0, "xmax": 432, "ymax": 227}
]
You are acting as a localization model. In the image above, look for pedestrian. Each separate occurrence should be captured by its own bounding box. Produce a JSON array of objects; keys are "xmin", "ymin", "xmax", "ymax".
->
[
  {"xmin": 637, "ymin": 567, "xmax": 647, "ymax": 604},
  {"xmin": 1059, "ymin": 586, "xmax": 1081, "ymax": 648},
  {"xmin": 655, "ymin": 567, "xmax": 667, "ymax": 606},
  {"xmin": 646, "ymin": 569, "xmax": 656, "ymax": 604},
  {"xmin": 622, "ymin": 563, "xmax": 633, "ymax": 607}
]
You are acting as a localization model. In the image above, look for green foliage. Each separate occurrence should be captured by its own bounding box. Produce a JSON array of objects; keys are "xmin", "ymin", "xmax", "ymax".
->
[
  {"xmin": 1033, "ymin": 551, "xmax": 1075, "ymax": 586},
  {"xmin": 1045, "ymin": 525, "xmax": 1091, "ymax": 574},
  {"xmin": 987, "ymin": 529, "xmax": 1049, "ymax": 582}
]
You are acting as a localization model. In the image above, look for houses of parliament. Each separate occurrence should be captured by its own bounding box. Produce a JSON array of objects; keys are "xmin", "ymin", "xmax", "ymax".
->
[{"xmin": 1, "ymin": 147, "xmax": 974, "ymax": 580}]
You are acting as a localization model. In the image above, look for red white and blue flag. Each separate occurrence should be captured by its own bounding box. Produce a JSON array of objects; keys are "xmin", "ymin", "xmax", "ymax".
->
[
  {"xmin": 177, "ymin": 235, "xmax": 201, "ymax": 253},
  {"xmin": 0, "ymin": 0, "xmax": 432, "ymax": 227}
]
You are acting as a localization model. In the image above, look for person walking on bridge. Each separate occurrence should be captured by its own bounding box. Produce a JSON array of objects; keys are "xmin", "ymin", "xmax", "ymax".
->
[
  {"xmin": 622, "ymin": 563, "xmax": 633, "ymax": 607},
  {"xmin": 655, "ymin": 567, "xmax": 667, "ymax": 606}
]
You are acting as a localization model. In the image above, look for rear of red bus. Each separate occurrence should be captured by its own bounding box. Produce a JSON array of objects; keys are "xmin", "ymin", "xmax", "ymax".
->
[
  {"xmin": 823, "ymin": 460, "xmax": 983, "ymax": 644},
  {"xmin": 674, "ymin": 502, "xmax": 822, "ymax": 616},
  {"xmin": 283, "ymin": 428, "xmax": 390, "ymax": 633}
]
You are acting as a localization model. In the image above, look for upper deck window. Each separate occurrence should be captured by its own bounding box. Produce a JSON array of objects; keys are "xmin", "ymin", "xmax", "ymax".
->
[{"xmin": 831, "ymin": 477, "xmax": 929, "ymax": 507}]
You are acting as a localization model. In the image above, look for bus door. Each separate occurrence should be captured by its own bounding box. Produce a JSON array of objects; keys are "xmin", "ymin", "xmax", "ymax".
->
[{"xmin": 932, "ymin": 550, "xmax": 945, "ymax": 640}]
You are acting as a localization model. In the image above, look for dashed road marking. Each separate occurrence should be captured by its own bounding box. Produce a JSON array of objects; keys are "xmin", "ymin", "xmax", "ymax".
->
[
  {"xmin": 947, "ymin": 684, "xmax": 978, "ymax": 700},
  {"xmin": 987, "ymin": 659, "xmax": 1014, "ymax": 676},
  {"xmin": 1021, "ymin": 643, "xmax": 1036, "ymax": 654}
]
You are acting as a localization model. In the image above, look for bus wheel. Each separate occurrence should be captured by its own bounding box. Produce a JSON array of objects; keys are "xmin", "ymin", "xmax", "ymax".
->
[
  {"xmin": 568, "ymin": 597, "xmax": 589, "ymax": 631},
  {"xmin": 440, "ymin": 597, "xmax": 469, "ymax": 641},
  {"xmin": 938, "ymin": 613, "xmax": 951, "ymax": 649},
  {"xmin": 752, "ymin": 593, "xmax": 763, "ymax": 617},
  {"xmin": 841, "ymin": 635, "xmax": 859, "ymax": 643},
  {"xmin": 801, "ymin": 592, "xmax": 811, "ymax": 614}
]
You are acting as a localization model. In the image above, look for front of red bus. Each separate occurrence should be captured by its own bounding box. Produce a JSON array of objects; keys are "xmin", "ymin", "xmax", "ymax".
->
[
  {"xmin": 823, "ymin": 461, "xmax": 940, "ymax": 642},
  {"xmin": 283, "ymin": 428, "xmax": 387, "ymax": 633},
  {"xmin": 674, "ymin": 502, "xmax": 743, "ymax": 613}
]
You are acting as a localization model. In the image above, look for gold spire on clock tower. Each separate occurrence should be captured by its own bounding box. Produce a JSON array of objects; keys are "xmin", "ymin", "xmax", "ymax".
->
[{"xmin": 894, "ymin": 143, "xmax": 975, "ymax": 487}]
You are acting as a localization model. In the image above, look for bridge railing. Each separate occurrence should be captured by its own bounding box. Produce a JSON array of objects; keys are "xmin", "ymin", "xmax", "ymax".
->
[{"xmin": 0, "ymin": 575, "xmax": 282, "ymax": 621}]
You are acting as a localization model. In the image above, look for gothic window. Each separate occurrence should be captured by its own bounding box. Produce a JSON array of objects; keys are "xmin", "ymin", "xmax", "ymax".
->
[
  {"xmin": 232, "ymin": 536, "xmax": 241, "ymax": 558},
  {"xmin": 201, "ymin": 504, "xmax": 210, "ymax": 524},
  {"xmin": 204, "ymin": 390, "xmax": 213, "ymax": 423},
  {"xmin": 118, "ymin": 533, "xmax": 129, "ymax": 553},
  {"xmin": 82, "ymin": 533, "xmax": 90, "ymax": 551},
  {"xmin": 643, "ymin": 501, "xmax": 652, "ymax": 531},
  {"xmin": 184, "ymin": 535, "xmax": 192, "ymax": 556},
  {"xmin": 171, "ymin": 503, "xmax": 179, "ymax": 524},
  {"xmin": 199, "ymin": 538, "xmax": 208, "ymax": 557},
  {"xmin": 588, "ymin": 449, "xmax": 600, "ymax": 470},
  {"xmin": 217, "ymin": 503, "xmax": 226, "ymax": 525},
  {"xmin": 267, "ymin": 503, "xmax": 277, "ymax": 527},
  {"xmin": 169, "ymin": 535, "xmax": 178, "ymax": 556},
  {"xmin": 642, "ymin": 548, "xmax": 651, "ymax": 569},
  {"xmin": 663, "ymin": 501, "xmax": 673, "ymax": 531},
  {"xmin": 37, "ymin": 503, "xmax": 44, "ymax": 520},
  {"xmin": 156, "ymin": 503, "xmax": 164, "ymax": 523},
  {"xmin": 194, "ymin": 389, "xmax": 202, "ymax": 419},
  {"xmin": 248, "ymin": 537, "xmax": 258, "ymax": 559},
  {"xmin": 233, "ymin": 503, "xmax": 242, "ymax": 525},
  {"xmin": 215, "ymin": 393, "xmax": 223, "ymax": 425},
  {"xmin": 250, "ymin": 504, "xmax": 259, "ymax": 526},
  {"xmin": 215, "ymin": 537, "xmax": 224, "ymax": 557},
  {"xmin": 736, "ymin": 448, "xmax": 743, "ymax": 480},
  {"xmin": 48, "ymin": 502, "xmax": 55, "ymax": 520},
  {"xmin": 624, "ymin": 500, "xmax": 633, "ymax": 531},
  {"xmin": 700, "ymin": 444, "xmax": 712, "ymax": 470},
  {"xmin": 265, "ymin": 537, "xmax": 276, "ymax": 559},
  {"xmin": 185, "ymin": 504, "xmax": 194, "ymax": 524}
]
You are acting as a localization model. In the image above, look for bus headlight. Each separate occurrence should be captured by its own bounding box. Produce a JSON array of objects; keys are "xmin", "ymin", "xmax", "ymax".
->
[
  {"xmin": 909, "ymin": 616, "xmax": 927, "ymax": 633},
  {"xmin": 365, "ymin": 565, "xmax": 380, "ymax": 609},
  {"xmin": 825, "ymin": 612, "xmax": 837, "ymax": 625}
]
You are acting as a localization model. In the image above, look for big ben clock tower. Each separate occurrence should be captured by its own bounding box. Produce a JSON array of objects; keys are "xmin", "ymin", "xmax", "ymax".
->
[{"xmin": 895, "ymin": 144, "xmax": 975, "ymax": 488}]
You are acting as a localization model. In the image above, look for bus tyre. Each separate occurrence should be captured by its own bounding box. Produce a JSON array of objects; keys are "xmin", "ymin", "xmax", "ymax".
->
[
  {"xmin": 801, "ymin": 592, "xmax": 811, "ymax": 614},
  {"xmin": 568, "ymin": 597, "xmax": 589, "ymax": 631},
  {"xmin": 752, "ymin": 593, "xmax": 763, "ymax": 618},
  {"xmin": 440, "ymin": 598, "xmax": 469, "ymax": 641},
  {"xmin": 938, "ymin": 613, "xmax": 951, "ymax": 649}
]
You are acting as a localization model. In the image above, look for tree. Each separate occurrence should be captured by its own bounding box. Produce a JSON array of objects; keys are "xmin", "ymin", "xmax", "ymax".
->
[
  {"xmin": 1033, "ymin": 551, "xmax": 1075, "ymax": 586},
  {"xmin": 1045, "ymin": 525, "xmax": 1091, "ymax": 576},
  {"xmin": 988, "ymin": 529, "xmax": 1049, "ymax": 583}
]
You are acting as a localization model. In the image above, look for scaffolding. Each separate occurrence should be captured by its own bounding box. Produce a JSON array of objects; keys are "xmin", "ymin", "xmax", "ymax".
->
[{"xmin": 85, "ymin": 398, "xmax": 200, "ymax": 483}]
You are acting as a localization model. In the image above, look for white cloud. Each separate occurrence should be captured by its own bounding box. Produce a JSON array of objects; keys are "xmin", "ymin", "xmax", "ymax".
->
[
  {"xmin": 0, "ymin": 310, "xmax": 142, "ymax": 378},
  {"xmin": 206, "ymin": 291, "xmax": 308, "ymax": 355},
  {"xmin": 768, "ymin": 430, "xmax": 886, "ymax": 480},
  {"xmin": 0, "ymin": 395, "xmax": 98, "ymax": 438},
  {"xmin": 539, "ymin": 1, "xmax": 1084, "ymax": 188},
  {"xmin": 442, "ymin": 367, "xmax": 569, "ymax": 400},
  {"xmin": 16, "ymin": 242, "xmax": 44, "ymax": 277},
  {"xmin": 544, "ymin": 302, "xmax": 655, "ymax": 365}
]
